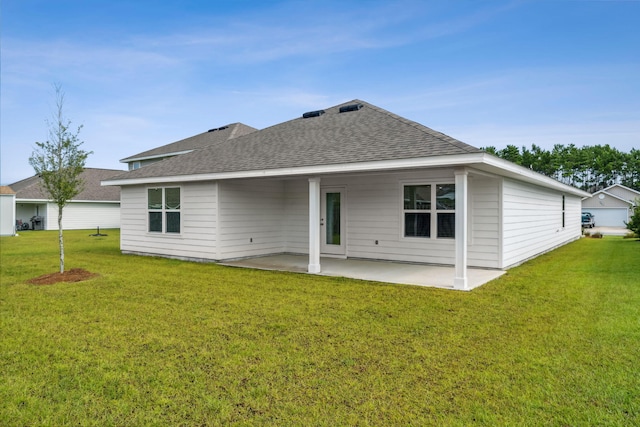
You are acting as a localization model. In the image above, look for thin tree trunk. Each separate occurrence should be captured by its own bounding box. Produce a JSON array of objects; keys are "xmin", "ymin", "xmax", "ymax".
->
[{"xmin": 58, "ymin": 206, "xmax": 64, "ymax": 273}]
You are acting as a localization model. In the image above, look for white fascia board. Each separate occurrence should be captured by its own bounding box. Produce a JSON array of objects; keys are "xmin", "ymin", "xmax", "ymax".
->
[
  {"xmin": 479, "ymin": 155, "xmax": 591, "ymax": 198},
  {"xmin": 102, "ymin": 153, "xmax": 487, "ymax": 186},
  {"xmin": 16, "ymin": 198, "xmax": 119, "ymax": 204},
  {"xmin": 119, "ymin": 150, "xmax": 194, "ymax": 163},
  {"xmin": 67, "ymin": 200, "xmax": 121, "ymax": 204},
  {"xmin": 15, "ymin": 198, "xmax": 51, "ymax": 203},
  {"xmin": 103, "ymin": 151, "xmax": 590, "ymax": 198}
]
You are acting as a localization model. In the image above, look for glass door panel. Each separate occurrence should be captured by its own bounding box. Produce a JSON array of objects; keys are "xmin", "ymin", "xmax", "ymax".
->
[
  {"xmin": 321, "ymin": 188, "xmax": 345, "ymax": 255},
  {"xmin": 325, "ymin": 192, "xmax": 341, "ymax": 245}
]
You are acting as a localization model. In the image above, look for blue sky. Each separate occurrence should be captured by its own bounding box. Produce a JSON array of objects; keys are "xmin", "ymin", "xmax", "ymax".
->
[{"xmin": 1, "ymin": 0, "xmax": 638, "ymax": 184}]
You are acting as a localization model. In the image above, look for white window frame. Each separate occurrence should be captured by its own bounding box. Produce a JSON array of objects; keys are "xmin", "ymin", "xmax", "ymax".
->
[
  {"xmin": 147, "ymin": 186, "xmax": 182, "ymax": 235},
  {"xmin": 400, "ymin": 182, "xmax": 456, "ymax": 240}
]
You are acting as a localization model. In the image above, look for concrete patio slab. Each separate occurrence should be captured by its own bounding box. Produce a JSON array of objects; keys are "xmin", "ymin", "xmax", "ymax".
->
[{"xmin": 221, "ymin": 254, "xmax": 506, "ymax": 290}]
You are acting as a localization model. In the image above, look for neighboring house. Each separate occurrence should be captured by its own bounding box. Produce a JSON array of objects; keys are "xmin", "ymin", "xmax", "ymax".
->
[
  {"xmin": 582, "ymin": 184, "xmax": 640, "ymax": 227},
  {"xmin": 0, "ymin": 186, "xmax": 16, "ymax": 236},
  {"xmin": 121, "ymin": 123, "xmax": 257, "ymax": 170},
  {"xmin": 103, "ymin": 100, "xmax": 590, "ymax": 290},
  {"xmin": 10, "ymin": 168, "xmax": 123, "ymax": 231}
]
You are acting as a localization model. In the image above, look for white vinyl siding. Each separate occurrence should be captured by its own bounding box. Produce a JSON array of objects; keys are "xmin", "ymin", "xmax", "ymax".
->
[
  {"xmin": 502, "ymin": 178, "xmax": 581, "ymax": 268},
  {"xmin": 120, "ymin": 182, "xmax": 218, "ymax": 260},
  {"xmin": 45, "ymin": 202, "xmax": 120, "ymax": 230},
  {"xmin": 0, "ymin": 194, "xmax": 16, "ymax": 236},
  {"xmin": 328, "ymin": 170, "xmax": 458, "ymax": 265},
  {"xmin": 582, "ymin": 194, "xmax": 631, "ymax": 209},
  {"xmin": 115, "ymin": 168, "xmax": 581, "ymax": 270},
  {"xmin": 283, "ymin": 180, "xmax": 309, "ymax": 253},
  {"xmin": 217, "ymin": 180, "xmax": 286, "ymax": 259},
  {"xmin": 467, "ymin": 177, "xmax": 500, "ymax": 268}
]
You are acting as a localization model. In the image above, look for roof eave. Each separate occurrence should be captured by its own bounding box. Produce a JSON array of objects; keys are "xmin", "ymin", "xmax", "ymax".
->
[
  {"xmin": 103, "ymin": 152, "xmax": 589, "ymax": 197},
  {"xmin": 103, "ymin": 153, "xmax": 488, "ymax": 186},
  {"xmin": 477, "ymin": 155, "xmax": 592, "ymax": 198},
  {"xmin": 101, "ymin": 152, "xmax": 591, "ymax": 197}
]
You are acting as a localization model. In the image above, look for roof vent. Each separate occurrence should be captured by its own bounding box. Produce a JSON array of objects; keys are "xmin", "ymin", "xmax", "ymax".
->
[
  {"xmin": 207, "ymin": 125, "xmax": 229, "ymax": 132},
  {"xmin": 302, "ymin": 110, "xmax": 325, "ymax": 119},
  {"xmin": 339, "ymin": 103, "xmax": 363, "ymax": 113}
]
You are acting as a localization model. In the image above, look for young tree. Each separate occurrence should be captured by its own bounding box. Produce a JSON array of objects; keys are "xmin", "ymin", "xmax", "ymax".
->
[{"xmin": 29, "ymin": 84, "xmax": 92, "ymax": 273}]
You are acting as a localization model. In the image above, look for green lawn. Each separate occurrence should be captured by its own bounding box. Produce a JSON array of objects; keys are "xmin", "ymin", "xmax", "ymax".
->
[{"xmin": 1, "ymin": 230, "xmax": 639, "ymax": 426}]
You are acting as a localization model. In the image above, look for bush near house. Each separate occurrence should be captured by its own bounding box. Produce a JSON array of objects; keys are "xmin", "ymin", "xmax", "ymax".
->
[
  {"xmin": 1, "ymin": 230, "xmax": 639, "ymax": 426},
  {"xmin": 626, "ymin": 199, "xmax": 640, "ymax": 239}
]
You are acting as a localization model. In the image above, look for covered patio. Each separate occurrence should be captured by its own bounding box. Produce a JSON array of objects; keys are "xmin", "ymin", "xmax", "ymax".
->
[{"xmin": 221, "ymin": 254, "xmax": 506, "ymax": 290}]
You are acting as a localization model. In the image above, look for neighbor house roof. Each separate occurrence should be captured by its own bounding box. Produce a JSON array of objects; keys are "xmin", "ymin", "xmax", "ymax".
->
[
  {"xmin": 121, "ymin": 122, "xmax": 257, "ymax": 163},
  {"xmin": 0, "ymin": 186, "xmax": 16, "ymax": 195},
  {"xmin": 104, "ymin": 99, "xmax": 590, "ymax": 198},
  {"xmin": 598, "ymin": 184, "xmax": 640, "ymax": 202},
  {"xmin": 11, "ymin": 168, "xmax": 123, "ymax": 202}
]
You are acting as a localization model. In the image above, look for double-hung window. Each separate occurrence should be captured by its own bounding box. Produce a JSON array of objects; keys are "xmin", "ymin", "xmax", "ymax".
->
[
  {"xmin": 403, "ymin": 183, "xmax": 455, "ymax": 239},
  {"xmin": 148, "ymin": 187, "xmax": 181, "ymax": 233},
  {"xmin": 404, "ymin": 185, "xmax": 431, "ymax": 237}
]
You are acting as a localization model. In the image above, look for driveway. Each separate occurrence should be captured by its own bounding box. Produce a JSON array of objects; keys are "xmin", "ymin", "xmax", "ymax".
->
[{"xmin": 587, "ymin": 226, "xmax": 629, "ymax": 236}]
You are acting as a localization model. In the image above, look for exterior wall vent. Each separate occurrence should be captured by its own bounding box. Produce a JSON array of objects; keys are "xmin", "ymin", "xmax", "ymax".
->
[
  {"xmin": 302, "ymin": 110, "xmax": 325, "ymax": 119},
  {"xmin": 339, "ymin": 103, "xmax": 363, "ymax": 113}
]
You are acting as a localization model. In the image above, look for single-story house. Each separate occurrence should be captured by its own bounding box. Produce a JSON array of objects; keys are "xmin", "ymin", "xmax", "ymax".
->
[
  {"xmin": 121, "ymin": 122, "xmax": 257, "ymax": 170},
  {"xmin": 582, "ymin": 184, "xmax": 639, "ymax": 227},
  {"xmin": 103, "ymin": 100, "xmax": 590, "ymax": 290},
  {"xmin": 10, "ymin": 168, "xmax": 123, "ymax": 231},
  {"xmin": 0, "ymin": 186, "xmax": 16, "ymax": 236}
]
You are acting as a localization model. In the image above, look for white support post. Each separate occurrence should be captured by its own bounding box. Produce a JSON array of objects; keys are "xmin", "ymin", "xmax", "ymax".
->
[
  {"xmin": 308, "ymin": 177, "xmax": 321, "ymax": 273},
  {"xmin": 454, "ymin": 168, "xmax": 469, "ymax": 290}
]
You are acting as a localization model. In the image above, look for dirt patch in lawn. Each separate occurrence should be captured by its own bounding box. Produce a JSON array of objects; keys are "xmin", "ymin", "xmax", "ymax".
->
[{"xmin": 28, "ymin": 268, "xmax": 98, "ymax": 285}]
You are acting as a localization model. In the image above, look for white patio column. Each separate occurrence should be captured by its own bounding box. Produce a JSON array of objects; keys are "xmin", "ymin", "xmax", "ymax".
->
[
  {"xmin": 308, "ymin": 177, "xmax": 321, "ymax": 273},
  {"xmin": 454, "ymin": 168, "xmax": 469, "ymax": 290}
]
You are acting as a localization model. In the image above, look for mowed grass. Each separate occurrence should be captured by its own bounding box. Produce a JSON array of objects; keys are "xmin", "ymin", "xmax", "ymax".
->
[{"xmin": 1, "ymin": 230, "xmax": 639, "ymax": 426}]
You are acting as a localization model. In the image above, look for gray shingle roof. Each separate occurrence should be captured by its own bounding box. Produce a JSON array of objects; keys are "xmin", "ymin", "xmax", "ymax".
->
[
  {"xmin": 10, "ymin": 168, "xmax": 123, "ymax": 201},
  {"xmin": 120, "ymin": 122, "xmax": 257, "ymax": 162},
  {"xmin": 108, "ymin": 100, "xmax": 482, "ymax": 182}
]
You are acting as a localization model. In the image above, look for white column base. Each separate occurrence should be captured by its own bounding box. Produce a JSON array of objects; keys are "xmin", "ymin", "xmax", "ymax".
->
[
  {"xmin": 453, "ymin": 277, "xmax": 469, "ymax": 291},
  {"xmin": 308, "ymin": 263, "xmax": 321, "ymax": 274}
]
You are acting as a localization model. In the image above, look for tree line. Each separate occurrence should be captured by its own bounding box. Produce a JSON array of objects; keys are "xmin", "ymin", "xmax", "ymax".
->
[{"xmin": 482, "ymin": 144, "xmax": 640, "ymax": 193}]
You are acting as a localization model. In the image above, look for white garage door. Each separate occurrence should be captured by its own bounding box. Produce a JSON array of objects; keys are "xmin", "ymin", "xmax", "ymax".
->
[{"xmin": 584, "ymin": 208, "xmax": 628, "ymax": 227}]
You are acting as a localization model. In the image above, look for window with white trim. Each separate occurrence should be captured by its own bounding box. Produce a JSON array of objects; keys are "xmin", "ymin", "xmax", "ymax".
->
[
  {"xmin": 148, "ymin": 187, "xmax": 181, "ymax": 233},
  {"xmin": 403, "ymin": 183, "xmax": 455, "ymax": 239}
]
